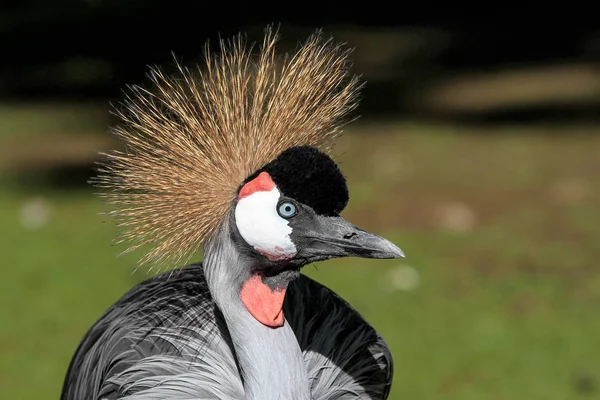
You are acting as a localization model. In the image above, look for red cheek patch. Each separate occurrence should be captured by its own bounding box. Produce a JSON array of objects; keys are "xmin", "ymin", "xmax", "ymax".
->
[
  {"xmin": 238, "ymin": 171, "xmax": 276, "ymax": 200},
  {"xmin": 240, "ymin": 274, "xmax": 286, "ymax": 328}
]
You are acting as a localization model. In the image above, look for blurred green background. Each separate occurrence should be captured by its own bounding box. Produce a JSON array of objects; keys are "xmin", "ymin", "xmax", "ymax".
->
[{"xmin": 1, "ymin": 4, "xmax": 599, "ymax": 399}]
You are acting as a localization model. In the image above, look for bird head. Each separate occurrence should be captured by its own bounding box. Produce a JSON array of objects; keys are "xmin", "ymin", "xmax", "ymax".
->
[
  {"xmin": 231, "ymin": 145, "xmax": 403, "ymax": 327},
  {"xmin": 93, "ymin": 28, "xmax": 404, "ymax": 328},
  {"xmin": 234, "ymin": 145, "xmax": 403, "ymax": 267}
]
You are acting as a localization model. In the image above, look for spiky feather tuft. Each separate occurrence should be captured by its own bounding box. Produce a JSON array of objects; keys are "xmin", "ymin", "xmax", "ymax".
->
[{"xmin": 92, "ymin": 27, "xmax": 362, "ymax": 271}]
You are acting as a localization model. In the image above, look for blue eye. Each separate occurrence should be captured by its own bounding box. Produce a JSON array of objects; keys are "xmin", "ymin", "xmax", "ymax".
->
[{"xmin": 277, "ymin": 201, "xmax": 297, "ymax": 219}]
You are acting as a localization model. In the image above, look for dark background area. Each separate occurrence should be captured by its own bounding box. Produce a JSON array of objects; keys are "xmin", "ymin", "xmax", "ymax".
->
[{"xmin": 2, "ymin": 2, "xmax": 599, "ymax": 121}]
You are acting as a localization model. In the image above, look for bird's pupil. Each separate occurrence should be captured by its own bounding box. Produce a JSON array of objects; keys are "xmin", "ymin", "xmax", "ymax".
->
[{"xmin": 285, "ymin": 206, "xmax": 291, "ymax": 212}]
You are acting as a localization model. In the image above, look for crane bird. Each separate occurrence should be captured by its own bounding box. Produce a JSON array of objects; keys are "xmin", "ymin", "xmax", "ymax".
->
[{"xmin": 61, "ymin": 28, "xmax": 405, "ymax": 400}]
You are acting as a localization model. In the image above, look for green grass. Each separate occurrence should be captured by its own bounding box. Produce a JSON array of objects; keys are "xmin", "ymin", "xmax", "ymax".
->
[
  {"xmin": 1, "ymin": 111, "xmax": 599, "ymax": 399},
  {"xmin": 0, "ymin": 102, "xmax": 109, "ymax": 140}
]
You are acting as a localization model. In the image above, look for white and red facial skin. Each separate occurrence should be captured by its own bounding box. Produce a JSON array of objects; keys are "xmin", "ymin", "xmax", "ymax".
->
[{"xmin": 235, "ymin": 171, "xmax": 297, "ymax": 328}]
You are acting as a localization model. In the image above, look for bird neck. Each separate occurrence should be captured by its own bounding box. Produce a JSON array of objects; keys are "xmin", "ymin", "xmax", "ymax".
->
[{"xmin": 203, "ymin": 219, "xmax": 310, "ymax": 400}]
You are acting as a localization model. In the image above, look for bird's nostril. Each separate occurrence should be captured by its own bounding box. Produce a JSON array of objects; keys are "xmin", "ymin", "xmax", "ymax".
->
[{"xmin": 343, "ymin": 232, "xmax": 357, "ymax": 240}]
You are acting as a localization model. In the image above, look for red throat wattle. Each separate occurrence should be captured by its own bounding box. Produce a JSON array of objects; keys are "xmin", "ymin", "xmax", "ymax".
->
[{"xmin": 240, "ymin": 274, "xmax": 286, "ymax": 328}]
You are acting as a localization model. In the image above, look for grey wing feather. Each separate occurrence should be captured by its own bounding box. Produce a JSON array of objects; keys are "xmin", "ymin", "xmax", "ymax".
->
[
  {"xmin": 60, "ymin": 264, "xmax": 243, "ymax": 400},
  {"xmin": 61, "ymin": 265, "xmax": 392, "ymax": 400},
  {"xmin": 285, "ymin": 274, "xmax": 394, "ymax": 400}
]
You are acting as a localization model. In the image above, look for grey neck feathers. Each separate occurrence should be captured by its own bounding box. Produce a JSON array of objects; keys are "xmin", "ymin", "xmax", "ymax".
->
[{"xmin": 203, "ymin": 215, "xmax": 310, "ymax": 400}]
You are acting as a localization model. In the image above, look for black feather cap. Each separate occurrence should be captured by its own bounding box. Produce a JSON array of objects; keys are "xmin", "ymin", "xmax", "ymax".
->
[{"xmin": 243, "ymin": 146, "xmax": 349, "ymax": 216}]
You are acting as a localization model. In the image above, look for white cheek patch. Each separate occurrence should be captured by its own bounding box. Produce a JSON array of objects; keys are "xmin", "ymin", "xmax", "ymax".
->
[{"xmin": 235, "ymin": 188, "xmax": 297, "ymax": 261}]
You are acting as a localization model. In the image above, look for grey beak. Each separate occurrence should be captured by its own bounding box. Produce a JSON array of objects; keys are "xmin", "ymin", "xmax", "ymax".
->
[{"xmin": 294, "ymin": 215, "xmax": 405, "ymax": 262}]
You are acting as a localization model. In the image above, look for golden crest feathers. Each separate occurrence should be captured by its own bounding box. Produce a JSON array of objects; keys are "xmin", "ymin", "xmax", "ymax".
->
[{"xmin": 93, "ymin": 27, "xmax": 362, "ymax": 270}]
